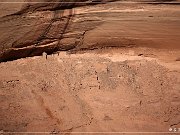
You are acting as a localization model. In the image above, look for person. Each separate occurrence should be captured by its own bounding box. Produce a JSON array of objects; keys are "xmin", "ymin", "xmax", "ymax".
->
[{"xmin": 42, "ymin": 52, "xmax": 47, "ymax": 59}]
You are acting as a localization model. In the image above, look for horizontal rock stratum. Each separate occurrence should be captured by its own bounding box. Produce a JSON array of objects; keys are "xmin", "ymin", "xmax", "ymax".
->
[
  {"xmin": 0, "ymin": 0, "xmax": 118, "ymax": 62},
  {"xmin": 0, "ymin": 0, "xmax": 180, "ymax": 62}
]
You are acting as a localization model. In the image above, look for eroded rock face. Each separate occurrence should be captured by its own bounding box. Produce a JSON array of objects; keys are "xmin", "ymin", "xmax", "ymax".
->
[
  {"xmin": 0, "ymin": 0, "xmax": 116, "ymax": 62},
  {"xmin": 0, "ymin": 0, "xmax": 96, "ymax": 17},
  {"xmin": 0, "ymin": 0, "xmax": 180, "ymax": 62}
]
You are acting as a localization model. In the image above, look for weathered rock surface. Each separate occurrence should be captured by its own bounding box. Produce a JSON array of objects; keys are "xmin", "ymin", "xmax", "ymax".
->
[
  {"xmin": 0, "ymin": 0, "xmax": 115, "ymax": 62},
  {"xmin": 0, "ymin": 0, "xmax": 180, "ymax": 62}
]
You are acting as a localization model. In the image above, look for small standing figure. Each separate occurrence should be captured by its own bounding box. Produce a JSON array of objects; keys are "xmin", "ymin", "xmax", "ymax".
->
[{"xmin": 42, "ymin": 52, "xmax": 47, "ymax": 59}]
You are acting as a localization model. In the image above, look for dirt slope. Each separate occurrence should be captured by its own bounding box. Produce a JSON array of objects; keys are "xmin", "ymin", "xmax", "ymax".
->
[{"xmin": 0, "ymin": 51, "xmax": 180, "ymax": 134}]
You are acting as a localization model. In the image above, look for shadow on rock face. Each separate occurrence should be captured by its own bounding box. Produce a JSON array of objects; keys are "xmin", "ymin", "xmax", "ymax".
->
[
  {"xmin": 0, "ymin": 0, "xmax": 118, "ymax": 62},
  {"xmin": 0, "ymin": 0, "xmax": 180, "ymax": 62}
]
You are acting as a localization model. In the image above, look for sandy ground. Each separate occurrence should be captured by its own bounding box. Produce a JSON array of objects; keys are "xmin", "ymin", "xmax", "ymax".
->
[{"xmin": 0, "ymin": 0, "xmax": 180, "ymax": 134}]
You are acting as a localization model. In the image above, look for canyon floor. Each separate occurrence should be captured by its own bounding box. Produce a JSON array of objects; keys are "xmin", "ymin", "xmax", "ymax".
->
[{"xmin": 0, "ymin": 1, "xmax": 180, "ymax": 134}]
